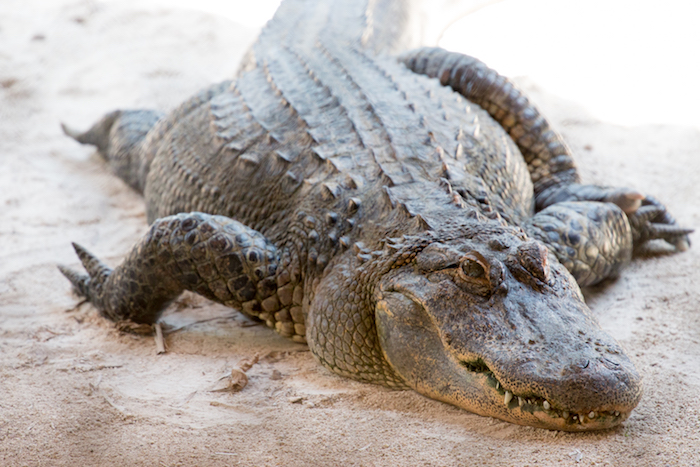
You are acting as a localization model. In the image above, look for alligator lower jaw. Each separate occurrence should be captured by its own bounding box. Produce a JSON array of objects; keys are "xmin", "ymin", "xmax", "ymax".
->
[{"xmin": 467, "ymin": 366, "xmax": 630, "ymax": 431}]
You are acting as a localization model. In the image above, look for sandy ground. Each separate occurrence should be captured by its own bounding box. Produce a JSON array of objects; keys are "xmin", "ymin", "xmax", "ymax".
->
[{"xmin": 2, "ymin": 1, "xmax": 700, "ymax": 466}]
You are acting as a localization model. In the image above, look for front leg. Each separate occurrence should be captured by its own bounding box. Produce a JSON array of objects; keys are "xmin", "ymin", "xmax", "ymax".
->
[
  {"xmin": 522, "ymin": 201, "xmax": 634, "ymax": 286},
  {"xmin": 533, "ymin": 183, "xmax": 693, "ymax": 252},
  {"xmin": 59, "ymin": 213, "xmax": 304, "ymax": 341},
  {"xmin": 399, "ymin": 47, "xmax": 692, "ymax": 252}
]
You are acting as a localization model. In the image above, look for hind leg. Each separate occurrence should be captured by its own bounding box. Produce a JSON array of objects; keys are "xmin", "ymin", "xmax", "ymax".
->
[
  {"xmin": 63, "ymin": 109, "xmax": 163, "ymax": 194},
  {"xmin": 532, "ymin": 184, "xmax": 693, "ymax": 252},
  {"xmin": 62, "ymin": 80, "xmax": 233, "ymax": 196}
]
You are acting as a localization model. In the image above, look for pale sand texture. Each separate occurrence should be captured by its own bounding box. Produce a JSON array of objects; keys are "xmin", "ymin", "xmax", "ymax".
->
[{"xmin": 1, "ymin": 1, "xmax": 699, "ymax": 466}]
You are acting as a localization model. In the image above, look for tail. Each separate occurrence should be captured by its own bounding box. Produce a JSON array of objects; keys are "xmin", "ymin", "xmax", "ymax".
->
[{"xmin": 62, "ymin": 109, "xmax": 162, "ymax": 194}]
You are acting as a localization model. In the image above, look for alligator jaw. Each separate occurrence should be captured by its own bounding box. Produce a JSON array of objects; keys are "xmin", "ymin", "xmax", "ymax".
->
[{"xmin": 462, "ymin": 362, "xmax": 630, "ymax": 431}]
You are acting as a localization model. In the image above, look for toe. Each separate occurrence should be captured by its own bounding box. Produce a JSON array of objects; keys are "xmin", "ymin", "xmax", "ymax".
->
[
  {"xmin": 72, "ymin": 242, "xmax": 112, "ymax": 281},
  {"xmin": 58, "ymin": 264, "xmax": 90, "ymax": 298}
]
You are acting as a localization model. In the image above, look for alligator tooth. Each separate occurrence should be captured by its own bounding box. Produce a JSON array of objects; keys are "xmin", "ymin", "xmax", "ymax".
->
[
  {"xmin": 543, "ymin": 401, "xmax": 551, "ymax": 410},
  {"xmin": 562, "ymin": 411, "xmax": 569, "ymax": 419},
  {"xmin": 518, "ymin": 397, "xmax": 524, "ymax": 407},
  {"xmin": 504, "ymin": 391, "xmax": 513, "ymax": 406},
  {"xmin": 588, "ymin": 411, "xmax": 596, "ymax": 419}
]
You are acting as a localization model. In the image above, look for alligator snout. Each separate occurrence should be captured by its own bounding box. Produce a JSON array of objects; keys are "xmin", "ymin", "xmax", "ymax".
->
[
  {"xmin": 473, "ymin": 287, "xmax": 643, "ymax": 430},
  {"xmin": 482, "ymin": 341, "xmax": 642, "ymax": 430},
  {"xmin": 555, "ymin": 355, "xmax": 642, "ymax": 415}
]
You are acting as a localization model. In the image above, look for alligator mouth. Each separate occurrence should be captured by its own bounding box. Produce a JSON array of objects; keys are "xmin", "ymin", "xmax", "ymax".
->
[{"xmin": 460, "ymin": 359, "xmax": 628, "ymax": 429}]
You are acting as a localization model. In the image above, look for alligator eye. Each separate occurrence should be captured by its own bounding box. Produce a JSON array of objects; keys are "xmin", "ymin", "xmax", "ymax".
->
[
  {"xmin": 462, "ymin": 258, "xmax": 486, "ymax": 278},
  {"xmin": 457, "ymin": 252, "xmax": 494, "ymax": 296}
]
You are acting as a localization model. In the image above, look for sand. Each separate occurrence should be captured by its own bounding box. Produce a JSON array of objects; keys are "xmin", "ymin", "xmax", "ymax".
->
[{"xmin": 1, "ymin": 1, "xmax": 699, "ymax": 465}]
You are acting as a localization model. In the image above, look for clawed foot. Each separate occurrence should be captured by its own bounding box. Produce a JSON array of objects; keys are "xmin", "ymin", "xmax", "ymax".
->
[
  {"xmin": 623, "ymin": 194, "xmax": 693, "ymax": 251},
  {"xmin": 58, "ymin": 242, "xmax": 112, "ymax": 305},
  {"xmin": 583, "ymin": 186, "xmax": 692, "ymax": 252},
  {"xmin": 539, "ymin": 183, "xmax": 693, "ymax": 252}
]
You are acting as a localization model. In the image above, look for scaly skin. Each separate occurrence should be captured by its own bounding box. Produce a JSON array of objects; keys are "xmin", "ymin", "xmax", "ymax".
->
[
  {"xmin": 59, "ymin": 0, "xmax": 691, "ymax": 431},
  {"xmin": 399, "ymin": 46, "xmax": 691, "ymax": 284}
]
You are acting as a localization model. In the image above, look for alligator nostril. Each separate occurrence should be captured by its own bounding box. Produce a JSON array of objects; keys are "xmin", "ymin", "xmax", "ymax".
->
[
  {"xmin": 548, "ymin": 355, "xmax": 643, "ymax": 414},
  {"xmin": 602, "ymin": 357, "xmax": 621, "ymax": 369},
  {"xmin": 562, "ymin": 359, "xmax": 594, "ymax": 376}
]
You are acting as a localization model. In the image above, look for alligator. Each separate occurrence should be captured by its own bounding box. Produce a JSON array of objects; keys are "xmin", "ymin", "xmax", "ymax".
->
[{"xmin": 59, "ymin": 0, "xmax": 691, "ymax": 431}]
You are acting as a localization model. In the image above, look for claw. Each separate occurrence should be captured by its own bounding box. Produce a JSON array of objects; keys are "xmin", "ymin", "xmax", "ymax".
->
[
  {"xmin": 60, "ymin": 122, "xmax": 83, "ymax": 140},
  {"xmin": 649, "ymin": 224, "xmax": 695, "ymax": 241},
  {"xmin": 72, "ymin": 242, "xmax": 112, "ymax": 280},
  {"xmin": 634, "ymin": 205, "xmax": 666, "ymax": 223},
  {"xmin": 58, "ymin": 264, "xmax": 90, "ymax": 298},
  {"xmin": 640, "ymin": 195, "xmax": 678, "ymax": 226},
  {"xmin": 625, "ymin": 194, "xmax": 693, "ymax": 251},
  {"xmin": 59, "ymin": 243, "xmax": 113, "ymax": 302}
]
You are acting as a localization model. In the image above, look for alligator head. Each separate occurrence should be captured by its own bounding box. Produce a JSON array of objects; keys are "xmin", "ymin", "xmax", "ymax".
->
[{"xmin": 373, "ymin": 225, "xmax": 642, "ymax": 431}]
